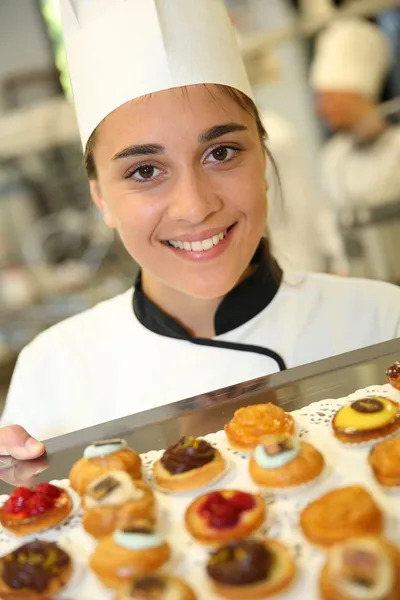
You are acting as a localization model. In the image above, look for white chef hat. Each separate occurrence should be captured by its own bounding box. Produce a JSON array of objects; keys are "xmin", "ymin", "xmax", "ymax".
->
[
  {"xmin": 310, "ymin": 18, "xmax": 392, "ymax": 99},
  {"xmin": 60, "ymin": 0, "xmax": 253, "ymax": 149}
]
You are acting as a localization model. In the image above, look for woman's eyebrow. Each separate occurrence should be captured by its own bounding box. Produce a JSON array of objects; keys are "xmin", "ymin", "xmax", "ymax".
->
[
  {"xmin": 112, "ymin": 144, "xmax": 164, "ymax": 160},
  {"xmin": 198, "ymin": 122, "xmax": 248, "ymax": 143},
  {"xmin": 112, "ymin": 122, "xmax": 247, "ymax": 160}
]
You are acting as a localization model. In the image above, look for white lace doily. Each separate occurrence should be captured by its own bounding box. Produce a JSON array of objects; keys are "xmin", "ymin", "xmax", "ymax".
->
[{"xmin": 1, "ymin": 383, "xmax": 400, "ymax": 599}]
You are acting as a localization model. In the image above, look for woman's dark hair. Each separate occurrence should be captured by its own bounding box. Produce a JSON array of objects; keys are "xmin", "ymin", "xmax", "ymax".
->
[{"xmin": 84, "ymin": 84, "xmax": 278, "ymax": 181}]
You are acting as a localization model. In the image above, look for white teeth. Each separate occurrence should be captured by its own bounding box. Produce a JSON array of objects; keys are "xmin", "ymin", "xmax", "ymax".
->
[
  {"xmin": 202, "ymin": 238, "xmax": 214, "ymax": 251},
  {"xmin": 167, "ymin": 229, "xmax": 228, "ymax": 251},
  {"xmin": 191, "ymin": 241, "xmax": 203, "ymax": 252}
]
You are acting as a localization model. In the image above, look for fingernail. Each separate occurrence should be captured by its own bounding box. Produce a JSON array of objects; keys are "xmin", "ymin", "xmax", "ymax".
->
[{"xmin": 25, "ymin": 438, "xmax": 44, "ymax": 452}]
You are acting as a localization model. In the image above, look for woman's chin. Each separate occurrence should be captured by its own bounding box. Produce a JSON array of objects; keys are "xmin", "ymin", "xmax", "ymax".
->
[{"xmin": 179, "ymin": 275, "xmax": 241, "ymax": 301}]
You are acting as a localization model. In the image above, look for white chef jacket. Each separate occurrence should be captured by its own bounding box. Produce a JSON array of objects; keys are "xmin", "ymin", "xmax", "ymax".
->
[
  {"xmin": 2, "ymin": 262, "xmax": 400, "ymax": 441},
  {"xmin": 322, "ymin": 125, "xmax": 400, "ymax": 210}
]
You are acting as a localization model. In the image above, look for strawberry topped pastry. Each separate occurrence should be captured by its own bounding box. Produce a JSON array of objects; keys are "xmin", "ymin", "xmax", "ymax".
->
[
  {"xmin": 0, "ymin": 483, "xmax": 73, "ymax": 536},
  {"xmin": 185, "ymin": 490, "xmax": 265, "ymax": 546}
]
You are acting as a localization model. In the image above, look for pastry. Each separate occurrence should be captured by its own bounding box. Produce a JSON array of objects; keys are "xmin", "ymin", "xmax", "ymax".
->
[
  {"xmin": 0, "ymin": 540, "xmax": 72, "ymax": 599},
  {"xmin": 90, "ymin": 519, "xmax": 171, "ymax": 590},
  {"xmin": 332, "ymin": 396, "xmax": 400, "ymax": 444},
  {"xmin": 300, "ymin": 485, "xmax": 383, "ymax": 548},
  {"xmin": 206, "ymin": 538, "xmax": 295, "ymax": 599},
  {"xmin": 225, "ymin": 403, "xmax": 295, "ymax": 452},
  {"xmin": 83, "ymin": 471, "xmax": 156, "ymax": 539},
  {"xmin": 116, "ymin": 574, "xmax": 197, "ymax": 600},
  {"xmin": 249, "ymin": 432, "xmax": 324, "ymax": 489},
  {"xmin": 320, "ymin": 537, "xmax": 400, "ymax": 600},
  {"xmin": 153, "ymin": 436, "xmax": 226, "ymax": 492},
  {"xmin": 386, "ymin": 361, "xmax": 400, "ymax": 391},
  {"xmin": 0, "ymin": 483, "xmax": 72, "ymax": 536},
  {"xmin": 185, "ymin": 490, "xmax": 265, "ymax": 546},
  {"xmin": 368, "ymin": 437, "xmax": 400, "ymax": 487},
  {"xmin": 69, "ymin": 438, "xmax": 142, "ymax": 495}
]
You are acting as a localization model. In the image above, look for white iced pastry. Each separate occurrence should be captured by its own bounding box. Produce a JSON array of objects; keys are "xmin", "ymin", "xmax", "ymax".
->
[
  {"xmin": 84, "ymin": 470, "xmax": 145, "ymax": 508},
  {"xmin": 84, "ymin": 438, "xmax": 127, "ymax": 459},
  {"xmin": 254, "ymin": 433, "xmax": 300, "ymax": 469},
  {"xmin": 114, "ymin": 528, "xmax": 164, "ymax": 551}
]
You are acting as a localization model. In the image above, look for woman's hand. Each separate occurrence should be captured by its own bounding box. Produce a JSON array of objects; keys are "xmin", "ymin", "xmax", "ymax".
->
[{"xmin": 0, "ymin": 425, "xmax": 45, "ymax": 460}]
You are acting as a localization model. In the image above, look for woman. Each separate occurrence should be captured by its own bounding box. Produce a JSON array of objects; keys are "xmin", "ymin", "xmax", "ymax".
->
[{"xmin": 1, "ymin": 0, "xmax": 399, "ymax": 460}]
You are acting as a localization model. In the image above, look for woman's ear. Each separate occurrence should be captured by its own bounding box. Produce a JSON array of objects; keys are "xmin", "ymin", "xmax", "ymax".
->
[{"xmin": 89, "ymin": 180, "xmax": 116, "ymax": 229}]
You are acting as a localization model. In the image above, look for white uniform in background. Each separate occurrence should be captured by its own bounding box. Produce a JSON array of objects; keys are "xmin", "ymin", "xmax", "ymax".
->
[
  {"xmin": 264, "ymin": 111, "xmax": 349, "ymax": 274},
  {"xmin": 311, "ymin": 18, "xmax": 400, "ymax": 282}
]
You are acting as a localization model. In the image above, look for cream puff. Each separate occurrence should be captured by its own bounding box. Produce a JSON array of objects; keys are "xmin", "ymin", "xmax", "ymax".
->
[
  {"xmin": 0, "ymin": 483, "xmax": 72, "ymax": 537},
  {"xmin": 386, "ymin": 360, "xmax": 400, "ymax": 391},
  {"xmin": 0, "ymin": 540, "xmax": 72, "ymax": 600},
  {"xmin": 82, "ymin": 471, "xmax": 156, "ymax": 539},
  {"xmin": 320, "ymin": 537, "xmax": 400, "ymax": 600},
  {"xmin": 225, "ymin": 403, "xmax": 295, "ymax": 452},
  {"xmin": 249, "ymin": 432, "xmax": 324, "ymax": 489},
  {"xmin": 153, "ymin": 436, "xmax": 226, "ymax": 493},
  {"xmin": 332, "ymin": 397, "xmax": 400, "ymax": 444},
  {"xmin": 185, "ymin": 490, "xmax": 265, "ymax": 546},
  {"xmin": 69, "ymin": 438, "xmax": 142, "ymax": 495},
  {"xmin": 300, "ymin": 486, "xmax": 383, "ymax": 548},
  {"xmin": 368, "ymin": 437, "xmax": 400, "ymax": 488},
  {"xmin": 90, "ymin": 519, "xmax": 171, "ymax": 590},
  {"xmin": 207, "ymin": 538, "xmax": 295, "ymax": 599},
  {"xmin": 116, "ymin": 574, "xmax": 197, "ymax": 600}
]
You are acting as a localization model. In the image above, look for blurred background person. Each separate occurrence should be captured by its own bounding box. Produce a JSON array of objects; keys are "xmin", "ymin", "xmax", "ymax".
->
[{"xmin": 310, "ymin": 17, "xmax": 400, "ymax": 283}]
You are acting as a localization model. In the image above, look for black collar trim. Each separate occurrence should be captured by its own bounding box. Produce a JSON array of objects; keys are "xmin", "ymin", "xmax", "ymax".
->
[{"xmin": 132, "ymin": 240, "xmax": 287, "ymax": 371}]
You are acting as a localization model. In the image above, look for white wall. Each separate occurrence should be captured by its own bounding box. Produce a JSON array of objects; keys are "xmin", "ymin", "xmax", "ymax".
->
[{"xmin": 0, "ymin": 0, "xmax": 54, "ymax": 112}]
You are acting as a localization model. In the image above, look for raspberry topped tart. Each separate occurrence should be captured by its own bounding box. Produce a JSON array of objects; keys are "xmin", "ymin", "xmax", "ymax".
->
[
  {"xmin": 185, "ymin": 490, "xmax": 265, "ymax": 546},
  {"xmin": 0, "ymin": 483, "xmax": 73, "ymax": 536}
]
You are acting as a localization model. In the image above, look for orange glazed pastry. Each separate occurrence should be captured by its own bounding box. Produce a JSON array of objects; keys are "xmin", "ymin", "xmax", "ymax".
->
[
  {"xmin": 153, "ymin": 436, "xmax": 226, "ymax": 493},
  {"xmin": 249, "ymin": 432, "xmax": 325, "ymax": 490},
  {"xmin": 0, "ymin": 483, "xmax": 73, "ymax": 537},
  {"xmin": 0, "ymin": 540, "xmax": 72, "ymax": 600},
  {"xmin": 69, "ymin": 438, "xmax": 142, "ymax": 496},
  {"xmin": 82, "ymin": 471, "xmax": 156, "ymax": 539},
  {"xmin": 206, "ymin": 538, "xmax": 295, "ymax": 599},
  {"xmin": 300, "ymin": 486, "xmax": 383, "ymax": 548},
  {"xmin": 332, "ymin": 397, "xmax": 400, "ymax": 444},
  {"xmin": 320, "ymin": 537, "xmax": 400, "ymax": 600},
  {"xmin": 369, "ymin": 437, "xmax": 400, "ymax": 487},
  {"xmin": 225, "ymin": 404, "xmax": 295, "ymax": 452},
  {"xmin": 386, "ymin": 360, "xmax": 400, "ymax": 391},
  {"xmin": 116, "ymin": 574, "xmax": 197, "ymax": 600},
  {"xmin": 185, "ymin": 490, "xmax": 265, "ymax": 546},
  {"xmin": 90, "ymin": 519, "xmax": 171, "ymax": 590}
]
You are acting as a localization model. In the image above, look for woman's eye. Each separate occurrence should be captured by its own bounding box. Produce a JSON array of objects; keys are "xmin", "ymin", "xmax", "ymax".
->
[
  {"xmin": 205, "ymin": 146, "xmax": 239, "ymax": 164},
  {"xmin": 129, "ymin": 165, "xmax": 163, "ymax": 182}
]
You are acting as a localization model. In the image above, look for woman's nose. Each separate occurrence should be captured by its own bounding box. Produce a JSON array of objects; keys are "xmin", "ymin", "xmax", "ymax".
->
[{"xmin": 167, "ymin": 170, "xmax": 222, "ymax": 224}]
